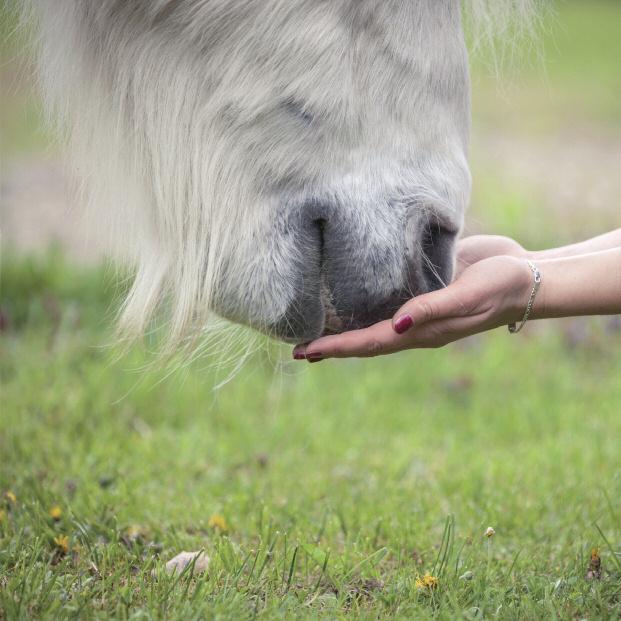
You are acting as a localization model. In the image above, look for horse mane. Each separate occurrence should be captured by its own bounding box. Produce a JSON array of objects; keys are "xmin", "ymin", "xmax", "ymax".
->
[{"xmin": 464, "ymin": 0, "xmax": 545, "ymax": 53}]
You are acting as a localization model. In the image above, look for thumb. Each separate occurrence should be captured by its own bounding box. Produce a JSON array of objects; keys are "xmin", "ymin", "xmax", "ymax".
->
[{"xmin": 392, "ymin": 285, "xmax": 463, "ymax": 334}]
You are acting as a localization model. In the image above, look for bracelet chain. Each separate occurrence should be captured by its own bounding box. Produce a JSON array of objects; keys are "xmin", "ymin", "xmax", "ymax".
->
[{"xmin": 508, "ymin": 260, "xmax": 542, "ymax": 334}]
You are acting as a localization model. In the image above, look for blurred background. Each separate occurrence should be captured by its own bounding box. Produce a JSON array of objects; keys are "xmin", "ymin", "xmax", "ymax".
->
[
  {"xmin": 1, "ymin": 2, "xmax": 620, "ymax": 618},
  {"xmin": 2, "ymin": 2, "xmax": 620, "ymax": 260}
]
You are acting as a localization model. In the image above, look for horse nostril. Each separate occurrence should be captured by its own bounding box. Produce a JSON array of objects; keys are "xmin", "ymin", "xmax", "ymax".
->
[
  {"xmin": 420, "ymin": 221, "xmax": 457, "ymax": 291},
  {"xmin": 315, "ymin": 218, "xmax": 327, "ymax": 258}
]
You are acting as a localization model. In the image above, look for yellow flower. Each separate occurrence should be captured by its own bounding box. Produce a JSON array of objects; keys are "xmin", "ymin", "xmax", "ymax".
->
[
  {"xmin": 415, "ymin": 573, "xmax": 439, "ymax": 590},
  {"xmin": 54, "ymin": 535, "xmax": 70, "ymax": 553},
  {"xmin": 484, "ymin": 526, "xmax": 495, "ymax": 538},
  {"xmin": 124, "ymin": 525, "xmax": 146, "ymax": 541},
  {"xmin": 49, "ymin": 505, "xmax": 62, "ymax": 521},
  {"xmin": 208, "ymin": 514, "xmax": 228, "ymax": 532},
  {"xmin": 4, "ymin": 491, "xmax": 16, "ymax": 505}
]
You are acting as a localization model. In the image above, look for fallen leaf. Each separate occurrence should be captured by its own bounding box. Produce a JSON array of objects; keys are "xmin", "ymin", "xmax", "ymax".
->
[{"xmin": 164, "ymin": 550, "xmax": 210, "ymax": 575}]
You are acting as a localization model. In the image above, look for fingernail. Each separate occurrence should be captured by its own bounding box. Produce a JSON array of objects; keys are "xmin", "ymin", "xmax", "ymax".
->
[
  {"xmin": 306, "ymin": 352, "xmax": 323, "ymax": 363},
  {"xmin": 293, "ymin": 351, "xmax": 306, "ymax": 360},
  {"xmin": 393, "ymin": 314, "xmax": 413, "ymax": 334}
]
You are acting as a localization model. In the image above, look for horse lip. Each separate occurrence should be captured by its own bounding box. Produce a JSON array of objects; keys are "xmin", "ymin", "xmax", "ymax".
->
[{"xmin": 319, "ymin": 263, "xmax": 343, "ymax": 334}]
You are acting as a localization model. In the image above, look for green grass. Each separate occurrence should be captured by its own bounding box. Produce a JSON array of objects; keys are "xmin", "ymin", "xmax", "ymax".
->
[{"xmin": 2, "ymin": 253, "xmax": 621, "ymax": 619}]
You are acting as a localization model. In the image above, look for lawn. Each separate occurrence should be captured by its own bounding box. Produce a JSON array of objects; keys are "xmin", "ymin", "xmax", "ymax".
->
[
  {"xmin": 2, "ymin": 253, "xmax": 621, "ymax": 619},
  {"xmin": 2, "ymin": 1, "xmax": 621, "ymax": 619}
]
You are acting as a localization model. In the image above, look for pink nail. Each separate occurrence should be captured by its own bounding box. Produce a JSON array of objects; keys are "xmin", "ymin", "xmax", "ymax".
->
[
  {"xmin": 393, "ymin": 314, "xmax": 413, "ymax": 334},
  {"xmin": 292, "ymin": 346, "xmax": 306, "ymax": 360}
]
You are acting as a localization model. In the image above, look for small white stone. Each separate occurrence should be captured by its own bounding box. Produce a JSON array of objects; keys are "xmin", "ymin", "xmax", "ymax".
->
[{"xmin": 164, "ymin": 550, "xmax": 210, "ymax": 575}]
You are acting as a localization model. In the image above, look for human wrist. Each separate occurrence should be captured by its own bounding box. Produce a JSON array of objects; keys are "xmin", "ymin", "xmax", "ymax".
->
[
  {"xmin": 484, "ymin": 255, "xmax": 538, "ymax": 325},
  {"xmin": 506, "ymin": 256, "xmax": 540, "ymax": 323}
]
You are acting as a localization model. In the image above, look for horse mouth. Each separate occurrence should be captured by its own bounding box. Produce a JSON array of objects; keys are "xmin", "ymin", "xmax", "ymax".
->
[
  {"xmin": 320, "ymin": 278, "xmax": 343, "ymax": 335},
  {"xmin": 268, "ymin": 208, "xmax": 458, "ymax": 343}
]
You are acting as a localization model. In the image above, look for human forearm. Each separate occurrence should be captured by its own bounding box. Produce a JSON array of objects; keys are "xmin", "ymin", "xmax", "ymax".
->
[
  {"xmin": 529, "ymin": 228, "xmax": 621, "ymax": 260},
  {"xmin": 455, "ymin": 229, "xmax": 621, "ymax": 278},
  {"xmin": 533, "ymin": 248, "xmax": 621, "ymax": 319}
]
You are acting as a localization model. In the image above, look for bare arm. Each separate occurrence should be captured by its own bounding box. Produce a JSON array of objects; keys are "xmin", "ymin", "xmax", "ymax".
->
[
  {"xmin": 457, "ymin": 229, "xmax": 621, "ymax": 274},
  {"xmin": 534, "ymin": 248, "xmax": 621, "ymax": 318},
  {"xmin": 530, "ymin": 228, "xmax": 621, "ymax": 260}
]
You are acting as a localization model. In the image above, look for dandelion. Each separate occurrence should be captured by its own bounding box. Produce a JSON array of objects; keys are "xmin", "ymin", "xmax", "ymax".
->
[
  {"xmin": 54, "ymin": 535, "xmax": 69, "ymax": 554},
  {"xmin": 415, "ymin": 573, "xmax": 439, "ymax": 590},
  {"xmin": 4, "ymin": 491, "xmax": 16, "ymax": 505},
  {"xmin": 121, "ymin": 525, "xmax": 148, "ymax": 547},
  {"xmin": 49, "ymin": 505, "xmax": 62, "ymax": 521},
  {"xmin": 484, "ymin": 526, "xmax": 495, "ymax": 538},
  {"xmin": 125, "ymin": 525, "xmax": 145, "ymax": 540},
  {"xmin": 208, "ymin": 514, "xmax": 228, "ymax": 532}
]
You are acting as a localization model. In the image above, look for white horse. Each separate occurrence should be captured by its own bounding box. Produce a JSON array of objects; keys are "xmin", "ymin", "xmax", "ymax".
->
[{"xmin": 27, "ymin": 1, "xmax": 537, "ymax": 347}]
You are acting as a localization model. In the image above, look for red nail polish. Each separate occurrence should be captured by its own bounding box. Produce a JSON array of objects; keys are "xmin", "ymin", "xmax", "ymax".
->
[
  {"xmin": 393, "ymin": 314, "xmax": 413, "ymax": 334},
  {"xmin": 306, "ymin": 352, "xmax": 323, "ymax": 363},
  {"xmin": 293, "ymin": 351, "xmax": 306, "ymax": 360}
]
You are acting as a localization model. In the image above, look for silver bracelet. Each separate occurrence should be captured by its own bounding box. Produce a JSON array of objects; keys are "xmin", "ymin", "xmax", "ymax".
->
[{"xmin": 508, "ymin": 260, "xmax": 541, "ymax": 334}]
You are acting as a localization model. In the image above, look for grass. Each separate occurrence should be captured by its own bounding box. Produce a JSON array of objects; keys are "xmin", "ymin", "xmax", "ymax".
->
[
  {"xmin": 2, "ymin": 1, "xmax": 621, "ymax": 618},
  {"xmin": 2, "ymin": 252, "xmax": 621, "ymax": 619}
]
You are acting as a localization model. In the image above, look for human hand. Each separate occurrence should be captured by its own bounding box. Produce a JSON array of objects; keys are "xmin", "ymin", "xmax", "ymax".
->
[
  {"xmin": 456, "ymin": 235, "xmax": 528, "ymax": 277},
  {"xmin": 293, "ymin": 255, "xmax": 534, "ymax": 361}
]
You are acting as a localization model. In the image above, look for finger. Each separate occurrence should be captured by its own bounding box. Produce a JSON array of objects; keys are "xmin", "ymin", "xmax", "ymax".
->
[
  {"xmin": 292, "ymin": 343, "xmax": 307, "ymax": 360},
  {"xmin": 397, "ymin": 312, "xmax": 492, "ymax": 348},
  {"xmin": 454, "ymin": 255, "xmax": 475, "ymax": 279},
  {"xmin": 392, "ymin": 283, "xmax": 467, "ymax": 334},
  {"xmin": 300, "ymin": 320, "xmax": 403, "ymax": 360},
  {"xmin": 297, "ymin": 311, "xmax": 492, "ymax": 361}
]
